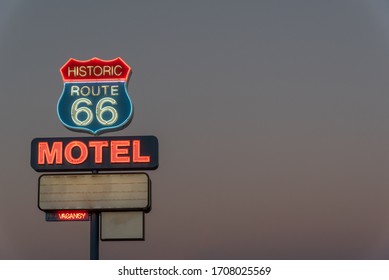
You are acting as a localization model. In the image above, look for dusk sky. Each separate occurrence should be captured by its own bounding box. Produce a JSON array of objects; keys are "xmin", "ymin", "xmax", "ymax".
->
[{"xmin": 1, "ymin": 0, "xmax": 389, "ymax": 259}]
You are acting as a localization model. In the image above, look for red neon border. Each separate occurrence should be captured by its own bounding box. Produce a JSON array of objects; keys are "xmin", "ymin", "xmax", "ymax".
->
[{"xmin": 60, "ymin": 57, "xmax": 132, "ymax": 82}]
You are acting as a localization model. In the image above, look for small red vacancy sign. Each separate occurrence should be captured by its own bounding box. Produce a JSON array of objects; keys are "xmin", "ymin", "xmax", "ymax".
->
[{"xmin": 46, "ymin": 211, "xmax": 89, "ymax": 222}]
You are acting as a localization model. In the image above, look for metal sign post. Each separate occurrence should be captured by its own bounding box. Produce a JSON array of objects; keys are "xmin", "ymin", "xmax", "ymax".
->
[
  {"xmin": 90, "ymin": 170, "xmax": 99, "ymax": 260},
  {"xmin": 90, "ymin": 211, "xmax": 99, "ymax": 260}
]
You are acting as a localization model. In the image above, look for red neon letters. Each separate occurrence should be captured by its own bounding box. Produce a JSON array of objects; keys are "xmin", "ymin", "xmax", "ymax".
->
[
  {"xmin": 57, "ymin": 211, "xmax": 88, "ymax": 221},
  {"xmin": 38, "ymin": 139, "xmax": 150, "ymax": 165},
  {"xmin": 31, "ymin": 136, "xmax": 158, "ymax": 171}
]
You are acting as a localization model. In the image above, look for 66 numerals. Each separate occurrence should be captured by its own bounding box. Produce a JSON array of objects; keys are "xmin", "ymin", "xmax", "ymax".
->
[
  {"xmin": 211, "ymin": 266, "xmax": 271, "ymax": 276},
  {"xmin": 71, "ymin": 97, "xmax": 118, "ymax": 126}
]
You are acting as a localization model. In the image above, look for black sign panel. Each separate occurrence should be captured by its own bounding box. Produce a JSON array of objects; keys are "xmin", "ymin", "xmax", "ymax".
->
[{"xmin": 31, "ymin": 136, "xmax": 158, "ymax": 172}]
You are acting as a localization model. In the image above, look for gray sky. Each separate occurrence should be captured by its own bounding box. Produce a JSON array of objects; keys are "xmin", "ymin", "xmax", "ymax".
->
[{"xmin": 1, "ymin": 0, "xmax": 389, "ymax": 259}]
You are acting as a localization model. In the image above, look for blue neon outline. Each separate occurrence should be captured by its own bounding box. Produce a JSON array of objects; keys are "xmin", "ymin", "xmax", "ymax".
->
[{"xmin": 57, "ymin": 81, "xmax": 133, "ymax": 135}]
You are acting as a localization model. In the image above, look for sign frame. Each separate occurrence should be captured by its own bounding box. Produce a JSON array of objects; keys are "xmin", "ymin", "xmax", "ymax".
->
[{"xmin": 38, "ymin": 173, "xmax": 151, "ymax": 212}]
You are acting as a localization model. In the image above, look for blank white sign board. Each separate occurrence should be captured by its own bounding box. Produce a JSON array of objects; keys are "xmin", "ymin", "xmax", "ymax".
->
[
  {"xmin": 39, "ymin": 173, "xmax": 150, "ymax": 211},
  {"xmin": 101, "ymin": 211, "xmax": 144, "ymax": 240}
]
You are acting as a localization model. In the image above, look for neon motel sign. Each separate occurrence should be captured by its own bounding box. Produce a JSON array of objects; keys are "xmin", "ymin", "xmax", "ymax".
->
[{"xmin": 31, "ymin": 136, "xmax": 158, "ymax": 171}]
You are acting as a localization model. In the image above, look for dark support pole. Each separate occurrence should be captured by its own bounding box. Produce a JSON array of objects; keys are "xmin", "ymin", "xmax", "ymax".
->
[
  {"xmin": 90, "ymin": 169, "xmax": 99, "ymax": 260},
  {"xmin": 90, "ymin": 211, "xmax": 100, "ymax": 260}
]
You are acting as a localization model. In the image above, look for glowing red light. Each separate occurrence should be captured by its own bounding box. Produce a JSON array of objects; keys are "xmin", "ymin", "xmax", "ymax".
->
[
  {"xmin": 45, "ymin": 211, "xmax": 90, "ymax": 222},
  {"xmin": 31, "ymin": 136, "xmax": 159, "ymax": 172},
  {"xmin": 56, "ymin": 211, "xmax": 89, "ymax": 221},
  {"xmin": 60, "ymin": 57, "xmax": 131, "ymax": 82}
]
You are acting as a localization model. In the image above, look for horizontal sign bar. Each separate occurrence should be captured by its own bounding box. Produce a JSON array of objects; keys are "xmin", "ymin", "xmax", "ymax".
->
[
  {"xmin": 38, "ymin": 173, "xmax": 150, "ymax": 211},
  {"xmin": 31, "ymin": 136, "xmax": 158, "ymax": 172}
]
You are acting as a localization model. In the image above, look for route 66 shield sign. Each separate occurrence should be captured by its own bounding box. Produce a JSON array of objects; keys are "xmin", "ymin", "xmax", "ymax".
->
[{"xmin": 57, "ymin": 57, "xmax": 133, "ymax": 135}]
